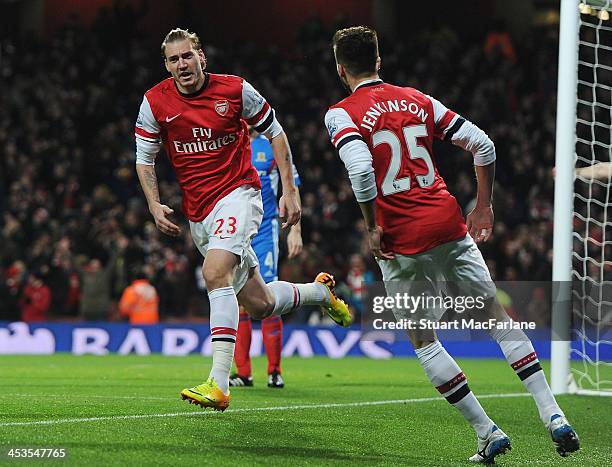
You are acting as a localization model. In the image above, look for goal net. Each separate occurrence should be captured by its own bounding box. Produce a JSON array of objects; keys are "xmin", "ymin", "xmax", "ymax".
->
[{"xmin": 559, "ymin": 0, "xmax": 612, "ymax": 395}]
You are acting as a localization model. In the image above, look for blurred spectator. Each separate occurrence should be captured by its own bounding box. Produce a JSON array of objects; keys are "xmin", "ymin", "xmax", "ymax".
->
[
  {"xmin": 156, "ymin": 249, "xmax": 191, "ymax": 318},
  {"xmin": 484, "ymin": 20, "xmax": 517, "ymax": 63},
  {"xmin": 77, "ymin": 238, "xmax": 127, "ymax": 321},
  {"xmin": 78, "ymin": 256, "xmax": 115, "ymax": 320},
  {"xmin": 345, "ymin": 254, "xmax": 375, "ymax": 318},
  {"xmin": 66, "ymin": 270, "xmax": 81, "ymax": 317},
  {"xmin": 19, "ymin": 271, "xmax": 51, "ymax": 322},
  {"xmin": 118, "ymin": 266, "xmax": 159, "ymax": 325},
  {"xmin": 0, "ymin": 261, "xmax": 26, "ymax": 321},
  {"xmin": 526, "ymin": 287, "xmax": 551, "ymax": 327}
]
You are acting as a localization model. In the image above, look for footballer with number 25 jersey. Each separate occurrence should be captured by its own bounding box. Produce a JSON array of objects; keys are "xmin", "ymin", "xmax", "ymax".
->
[
  {"xmin": 325, "ymin": 26, "xmax": 579, "ymax": 464},
  {"xmin": 325, "ymin": 82, "xmax": 477, "ymax": 255}
]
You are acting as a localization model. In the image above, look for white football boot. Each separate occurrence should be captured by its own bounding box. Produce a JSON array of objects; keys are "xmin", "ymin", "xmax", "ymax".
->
[{"xmin": 469, "ymin": 425, "xmax": 511, "ymax": 464}]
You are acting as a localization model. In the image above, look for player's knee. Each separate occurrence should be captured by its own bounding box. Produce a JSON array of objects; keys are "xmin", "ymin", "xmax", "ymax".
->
[
  {"xmin": 487, "ymin": 298, "xmax": 507, "ymax": 320},
  {"xmin": 246, "ymin": 297, "xmax": 275, "ymax": 320},
  {"xmin": 202, "ymin": 263, "xmax": 233, "ymax": 291},
  {"xmin": 412, "ymin": 339, "xmax": 436, "ymax": 350},
  {"xmin": 240, "ymin": 290, "xmax": 275, "ymax": 320},
  {"xmin": 408, "ymin": 328, "xmax": 436, "ymax": 349},
  {"xmin": 262, "ymin": 298, "xmax": 276, "ymax": 318}
]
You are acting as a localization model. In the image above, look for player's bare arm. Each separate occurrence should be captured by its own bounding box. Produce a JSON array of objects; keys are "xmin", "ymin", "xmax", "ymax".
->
[
  {"xmin": 134, "ymin": 84, "xmax": 181, "ymax": 237},
  {"xmin": 324, "ymin": 103, "xmax": 393, "ymax": 260},
  {"xmin": 466, "ymin": 162, "xmax": 495, "ymax": 243},
  {"xmin": 136, "ymin": 164, "xmax": 181, "ymax": 237},
  {"xmin": 357, "ymin": 200, "xmax": 394, "ymax": 260},
  {"xmin": 268, "ymin": 132, "xmax": 301, "ymax": 228},
  {"xmin": 241, "ymin": 80, "xmax": 299, "ymax": 228},
  {"xmin": 286, "ymin": 188, "xmax": 303, "ymax": 258},
  {"xmin": 576, "ymin": 162, "xmax": 612, "ymax": 181},
  {"xmin": 287, "ymin": 225, "xmax": 303, "ymax": 258},
  {"xmin": 336, "ymin": 138, "xmax": 394, "ymax": 259},
  {"xmin": 435, "ymin": 97, "xmax": 496, "ymax": 244}
]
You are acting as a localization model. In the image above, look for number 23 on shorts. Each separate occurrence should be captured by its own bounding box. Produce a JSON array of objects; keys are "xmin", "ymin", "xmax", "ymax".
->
[{"xmin": 214, "ymin": 217, "xmax": 237, "ymax": 237}]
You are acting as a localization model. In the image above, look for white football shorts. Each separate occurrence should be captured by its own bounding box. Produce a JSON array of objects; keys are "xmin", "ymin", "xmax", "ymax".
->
[
  {"xmin": 190, "ymin": 185, "xmax": 263, "ymax": 293},
  {"xmin": 377, "ymin": 234, "xmax": 497, "ymax": 322}
]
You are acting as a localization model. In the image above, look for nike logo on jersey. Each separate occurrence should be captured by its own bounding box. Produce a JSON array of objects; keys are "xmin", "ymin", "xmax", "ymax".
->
[{"xmin": 165, "ymin": 113, "xmax": 181, "ymax": 122}]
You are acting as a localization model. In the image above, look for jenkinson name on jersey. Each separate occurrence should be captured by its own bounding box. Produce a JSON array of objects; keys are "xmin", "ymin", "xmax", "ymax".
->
[{"xmin": 326, "ymin": 79, "xmax": 496, "ymax": 255}]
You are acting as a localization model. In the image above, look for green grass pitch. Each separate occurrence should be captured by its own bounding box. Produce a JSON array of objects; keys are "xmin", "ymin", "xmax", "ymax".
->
[{"xmin": 0, "ymin": 355, "xmax": 610, "ymax": 466}]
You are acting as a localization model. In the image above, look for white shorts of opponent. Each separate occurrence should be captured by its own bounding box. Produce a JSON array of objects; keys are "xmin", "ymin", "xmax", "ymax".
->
[
  {"xmin": 190, "ymin": 186, "xmax": 264, "ymax": 293},
  {"xmin": 377, "ymin": 234, "xmax": 497, "ymax": 323}
]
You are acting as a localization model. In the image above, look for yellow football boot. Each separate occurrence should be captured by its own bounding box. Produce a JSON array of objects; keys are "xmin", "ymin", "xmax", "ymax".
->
[
  {"xmin": 315, "ymin": 272, "xmax": 352, "ymax": 327},
  {"xmin": 180, "ymin": 378, "xmax": 230, "ymax": 412}
]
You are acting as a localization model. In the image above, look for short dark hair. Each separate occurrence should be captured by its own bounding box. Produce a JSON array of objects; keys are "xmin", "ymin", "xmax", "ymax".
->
[
  {"xmin": 332, "ymin": 26, "xmax": 379, "ymax": 77},
  {"xmin": 130, "ymin": 265, "xmax": 148, "ymax": 281}
]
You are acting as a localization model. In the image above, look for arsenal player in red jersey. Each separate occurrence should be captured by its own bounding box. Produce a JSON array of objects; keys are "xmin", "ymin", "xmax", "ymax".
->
[
  {"xmin": 135, "ymin": 28, "xmax": 352, "ymax": 411},
  {"xmin": 326, "ymin": 26, "xmax": 578, "ymax": 463}
]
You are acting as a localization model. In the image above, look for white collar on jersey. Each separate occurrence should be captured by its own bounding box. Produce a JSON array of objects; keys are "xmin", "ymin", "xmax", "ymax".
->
[{"xmin": 354, "ymin": 78, "xmax": 383, "ymax": 91}]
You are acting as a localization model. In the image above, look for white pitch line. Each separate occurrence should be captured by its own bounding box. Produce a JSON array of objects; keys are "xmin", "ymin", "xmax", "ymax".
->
[
  {"xmin": 0, "ymin": 393, "xmax": 171, "ymax": 401},
  {"xmin": 0, "ymin": 392, "xmax": 529, "ymax": 428}
]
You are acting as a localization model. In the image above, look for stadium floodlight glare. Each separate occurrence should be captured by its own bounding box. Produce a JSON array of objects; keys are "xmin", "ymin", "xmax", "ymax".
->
[{"xmin": 552, "ymin": 0, "xmax": 612, "ymax": 396}]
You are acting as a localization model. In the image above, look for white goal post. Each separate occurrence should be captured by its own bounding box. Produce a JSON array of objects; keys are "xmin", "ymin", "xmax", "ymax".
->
[{"xmin": 552, "ymin": 0, "xmax": 612, "ymax": 396}]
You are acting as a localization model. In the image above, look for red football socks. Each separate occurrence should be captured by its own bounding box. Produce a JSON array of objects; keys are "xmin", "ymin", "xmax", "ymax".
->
[
  {"xmin": 262, "ymin": 315, "xmax": 282, "ymax": 375},
  {"xmin": 234, "ymin": 311, "xmax": 252, "ymax": 377}
]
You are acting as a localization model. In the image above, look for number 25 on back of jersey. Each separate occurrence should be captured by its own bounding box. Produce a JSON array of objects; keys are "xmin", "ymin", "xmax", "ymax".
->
[{"xmin": 373, "ymin": 123, "xmax": 435, "ymax": 196}]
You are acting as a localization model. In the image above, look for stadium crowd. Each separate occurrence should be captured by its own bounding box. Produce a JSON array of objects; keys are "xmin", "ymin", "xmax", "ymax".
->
[{"xmin": 0, "ymin": 11, "xmax": 561, "ymax": 322}]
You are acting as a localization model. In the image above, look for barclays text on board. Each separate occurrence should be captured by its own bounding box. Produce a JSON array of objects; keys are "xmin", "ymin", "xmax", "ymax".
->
[{"xmin": 0, "ymin": 321, "xmax": 590, "ymax": 360}]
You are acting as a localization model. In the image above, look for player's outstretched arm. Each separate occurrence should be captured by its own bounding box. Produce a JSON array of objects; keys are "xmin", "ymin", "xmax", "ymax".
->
[
  {"xmin": 136, "ymin": 164, "xmax": 181, "ymax": 237},
  {"xmin": 269, "ymin": 132, "xmax": 301, "ymax": 228},
  {"xmin": 466, "ymin": 162, "xmax": 495, "ymax": 243},
  {"xmin": 576, "ymin": 162, "xmax": 612, "ymax": 181}
]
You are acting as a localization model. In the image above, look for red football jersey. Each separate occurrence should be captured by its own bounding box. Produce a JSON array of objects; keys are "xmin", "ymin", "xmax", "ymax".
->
[
  {"xmin": 325, "ymin": 80, "xmax": 467, "ymax": 255},
  {"xmin": 135, "ymin": 73, "xmax": 276, "ymax": 222}
]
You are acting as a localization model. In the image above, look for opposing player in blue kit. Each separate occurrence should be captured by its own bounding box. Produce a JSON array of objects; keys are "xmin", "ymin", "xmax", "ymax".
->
[{"xmin": 230, "ymin": 129, "xmax": 303, "ymax": 388}]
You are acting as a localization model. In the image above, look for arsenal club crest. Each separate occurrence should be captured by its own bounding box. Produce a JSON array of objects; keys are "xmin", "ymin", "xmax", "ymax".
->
[{"xmin": 215, "ymin": 100, "xmax": 229, "ymax": 116}]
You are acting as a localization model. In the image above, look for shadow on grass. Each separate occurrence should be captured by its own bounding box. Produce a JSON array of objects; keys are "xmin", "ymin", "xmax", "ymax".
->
[
  {"xmin": 215, "ymin": 443, "xmax": 414, "ymax": 464},
  {"xmin": 51, "ymin": 440, "xmax": 437, "ymax": 465}
]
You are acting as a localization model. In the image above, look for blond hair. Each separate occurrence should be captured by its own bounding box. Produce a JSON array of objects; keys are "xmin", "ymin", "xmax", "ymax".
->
[{"xmin": 161, "ymin": 28, "xmax": 202, "ymax": 58}]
